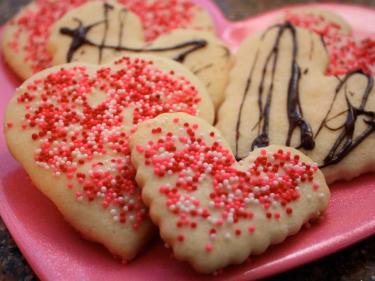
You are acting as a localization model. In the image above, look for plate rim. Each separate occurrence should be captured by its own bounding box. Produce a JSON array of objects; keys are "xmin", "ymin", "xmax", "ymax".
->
[{"xmin": 0, "ymin": 1, "xmax": 375, "ymax": 280}]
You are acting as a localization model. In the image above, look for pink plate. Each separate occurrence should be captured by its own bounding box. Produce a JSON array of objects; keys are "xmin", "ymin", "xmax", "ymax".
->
[{"xmin": 1, "ymin": 2, "xmax": 375, "ymax": 280}]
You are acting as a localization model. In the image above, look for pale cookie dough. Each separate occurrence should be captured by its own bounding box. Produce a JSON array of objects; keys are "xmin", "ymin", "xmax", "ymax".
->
[
  {"xmin": 282, "ymin": 8, "xmax": 375, "ymax": 75},
  {"xmin": 282, "ymin": 8, "xmax": 351, "ymax": 33},
  {"xmin": 130, "ymin": 112, "xmax": 330, "ymax": 273},
  {"xmin": 48, "ymin": 1, "xmax": 231, "ymax": 108},
  {"xmin": 1, "ymin": 0, "xmax": 215, "ymax": 80},
  {"xmin": 217, "ymin": 23, "xmax": 375, "ymax": 183},
  {"xmin": 4, "ymin": 54, "xmax": 214, "ymax": 261},
  {"xmin": 1, "ymin": 0, "xmax": 85, "ymax": 80},
  {"xmin": 123, "ymin": 0, "xmax": 215, "ymax": 41}
]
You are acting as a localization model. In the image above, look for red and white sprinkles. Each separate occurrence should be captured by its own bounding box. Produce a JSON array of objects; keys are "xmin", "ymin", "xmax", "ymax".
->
[
  {"xmin": 118, "ymin": 0, "xmax": 196, "ymax": 41},
  {"xmin": 136, "ymin": 118, "xmax": 322, "ymax": 252},
  {"xmin": 8, "ymin": 0, "xmax": 197, "ymax": 75},
  {"xmin": 285, "ymin": 11, "xmax": 375, "ymax": 75},
  {"xmin": 10, "ymin": 57, "xmax": 200, "ymax": 228},
  {"xmin": 8, "ymin": 0, "xmax": 87, "ymax": 74}
]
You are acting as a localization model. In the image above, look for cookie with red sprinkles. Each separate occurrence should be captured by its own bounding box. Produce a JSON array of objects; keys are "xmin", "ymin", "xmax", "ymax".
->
[
  {"xmin": 47, "ymin": 1, "xmax": 230, "ymax": 108},
  {"xmin": 4, "ymin": 54, "xmax": 214, "ymax": 260},
  {"xmin": 130, "ymin": 112, "xmax": 330, "ymax": 273},
  {"xmin": 118, "ymin": 0, "xmax": 214, "ymax": 41},
  {"xmin": 283, "ymin": 8, "xmax": 375, "ymax": 76},
  {"xmin": 1, "ymin": 0, "xmax": 214, "ymax": 80}
]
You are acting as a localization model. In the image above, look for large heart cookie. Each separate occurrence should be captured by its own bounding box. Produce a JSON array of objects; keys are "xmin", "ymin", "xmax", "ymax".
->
[
  {"xmin": 1, "ymin": 0, "xmax": 213, "ymax": 80},
  {"xmin": 47, "ymin": 1, "xmax": 231, "ymax": 108},
  {"xmin": 130, "ymin": 112, "xmax": 330, "ymax": 273},
  {"xmin": 4, "ymin": 55, "xmax": 214, "ymax": 260},
  {"xmin": 217, "ymin": 22, "xmax": 375, "ymax": 183}
]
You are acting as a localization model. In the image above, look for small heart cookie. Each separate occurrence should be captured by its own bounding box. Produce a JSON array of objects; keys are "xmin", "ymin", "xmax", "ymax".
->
[
  {"xmin": 217, "ymin": 23, "xmax": 375, "ymax": 183},
  {"xmin": 1, "ymin": 0, "xmax": 214, "ymax": 80},
  {"xmin": 130, "ymin": 112, "xmax": 330, "ymax": 273},
  {"xmin": 4, "ymin": 55, "xmax": 214, "ymax": 260},
  {"xmin": 47, "ymin": 1, "xmax": 231, "ymax": 108}
]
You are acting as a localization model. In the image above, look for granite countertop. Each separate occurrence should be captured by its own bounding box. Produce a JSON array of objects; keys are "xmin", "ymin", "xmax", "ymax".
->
[{"xmin": 0, "ymin": 0, "xmax": 374, "ymax": 280}]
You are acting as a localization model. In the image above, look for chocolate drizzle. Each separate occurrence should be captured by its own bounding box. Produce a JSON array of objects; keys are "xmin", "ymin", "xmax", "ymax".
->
[
  {"xmin": 60, "ymin": 3, "xmax": 207, "ymax": 64},
  {"xmin": 235, "ymin": 22, "xmax": 314, "ymax": 160},
  {"xmin": 234, "ymin": 48, "xmax": 260, "ymax": 161},
  {"xmin": 98, "ymin": 3, "xmax": 113, "ymax": 63},
  {"xmin": 118, "ymin": 7, "xmax": 127, "ymax": 49},
  {"xmin": 285, "ymin": 27, "xmax": 314, "ymax": 150},
  {"xmin": 317, "ymin": 70, "xmax": 375, "ymax": 167},
  {"xmin": 234, "ymin": 22, "xmax": 375, "ymax": 167},
  {"xmin": 192, "ymin": 63, "xmax": 213, "ymax": 75},
  {"xmin": 60, "ymin": 19, "xmax": 104, "ymax": 63}
]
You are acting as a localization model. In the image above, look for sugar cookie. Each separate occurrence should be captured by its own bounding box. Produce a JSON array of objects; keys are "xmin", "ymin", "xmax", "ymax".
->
[
  {"xmin": 217, "ymin": 23, "xmax": 375, "ymax": 183},
  {"xmin": 48, "ymin": 1, "xmax": 231, "ymax": 108},
  {"xmin": 1, "ymin": 0, "xmax": 214, "ymax": 80},
  {"xmin": 4, "ymin": 55, "xmax": 214, "ymax": 260},
  {"xmin": 130, "ymin": 112, "xmax": 329, "ymax": 273},
  {"xmin": 283, "ymin": 8, "xmax": 375, "ymax": 75}
]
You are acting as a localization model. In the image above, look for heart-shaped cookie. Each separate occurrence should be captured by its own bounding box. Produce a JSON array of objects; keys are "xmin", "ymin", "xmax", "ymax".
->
[
  {"xmin": 47, "ymin": 1, "xmax": 231, "ymax": 108},
  {"xmin": 4, "ymin": 54, "xmax": 214, "ymax": 260},
  {"xmin": 130, "ymin": 112, "xmax": 330, "ymax": 273},
  {"xmin": 1, "ymin": 0, "xmax": 213, "ymax": 80},
  {"xmin": 217, "ymin": 22, "xmax": 375, "ymax": 183}
]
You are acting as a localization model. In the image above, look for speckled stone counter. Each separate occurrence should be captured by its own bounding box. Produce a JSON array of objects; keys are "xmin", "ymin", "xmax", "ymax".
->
[{"xmin": 0, "ymin": 1, "xmax": 374, "ymax": 280}]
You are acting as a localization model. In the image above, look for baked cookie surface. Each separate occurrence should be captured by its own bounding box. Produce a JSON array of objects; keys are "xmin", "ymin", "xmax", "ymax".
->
[
  {"xmin": 4, "ymin": 54, "xmax": 214, "ymax": 260},
  {"xmin": 130, "ymin": 112, "xmax": 330, "ymax": 273},
  {"xmin": 47, "ymin": 1, "xmax": 230, "ymax": 108},
  {"xmin": 217, "ymin": 23, "xmax": 375, "ymax": 183},
  {"xmin": 1, "ymin": 0, "xmax": 214, "ymax": 80},
  {"xmin": 283, "ymin": 8, "xmax": 375, "ymax": 75}
]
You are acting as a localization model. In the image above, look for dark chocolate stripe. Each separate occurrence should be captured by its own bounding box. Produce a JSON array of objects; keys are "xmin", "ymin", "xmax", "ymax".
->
[
  {"xmin": 235, "ymin": 22, "xmax": 314, "ymax": 160},
  {"xmin": 319, "ymin": 71, "xmax": 375, "ymax": 167},
  {"xmin": 98, "ymin": 3, "xmax": 113, "ymax": 63}
]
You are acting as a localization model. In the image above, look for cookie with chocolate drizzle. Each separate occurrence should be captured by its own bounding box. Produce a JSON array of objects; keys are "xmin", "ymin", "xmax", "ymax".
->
[
  {"xmin": 47, "ymin": 1, "xmax": 231, "ymax": 108},
  {"xmin": 1, "ymin": 0, "xmax": 215, "ymax": 80},
  {"xmin": 217, "ymin": 22, "xmax": 375, "ymax": 183}
]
